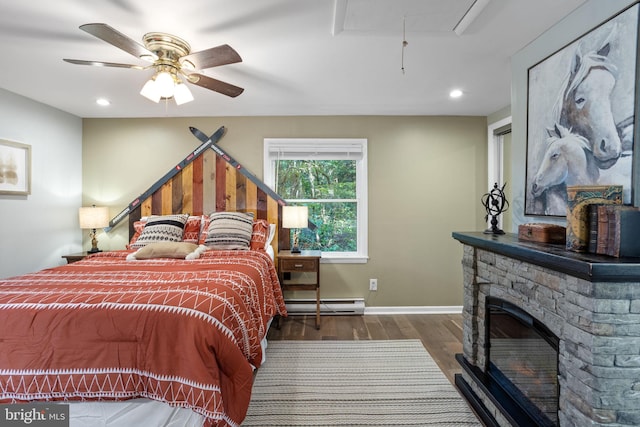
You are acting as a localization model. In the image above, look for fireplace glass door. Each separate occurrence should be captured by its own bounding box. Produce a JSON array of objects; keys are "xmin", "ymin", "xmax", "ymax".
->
[{"xmin": 487, "ymin": 297, "xmax": 559, "ymax": 426}]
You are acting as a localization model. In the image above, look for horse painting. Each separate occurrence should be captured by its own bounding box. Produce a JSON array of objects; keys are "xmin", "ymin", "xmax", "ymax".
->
[
  {"xmin": 552, "ymin": 40, "xmax": 622, "ymax": 169},
  {"xmin": 530, "ymin": 124, "xmax": 599, "ymax": 215},
  {"xmin": 525, "ymin": 4, "xmax": 637, "ymax": 216}
]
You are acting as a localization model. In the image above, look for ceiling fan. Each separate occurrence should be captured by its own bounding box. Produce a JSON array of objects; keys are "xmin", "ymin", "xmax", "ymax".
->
[{"xmin": 64, "ymin": 23, "xmax": 243, "ymax": 105}]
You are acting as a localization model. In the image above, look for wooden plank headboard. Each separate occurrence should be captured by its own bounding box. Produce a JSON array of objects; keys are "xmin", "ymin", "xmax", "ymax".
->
[{"xmin": 127, "ymin": 148, "xmax": 287, "ymax": 252}]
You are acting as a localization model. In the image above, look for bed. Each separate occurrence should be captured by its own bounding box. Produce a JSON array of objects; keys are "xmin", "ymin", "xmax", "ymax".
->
[{"xmin": 0, "ymin": 212, "xmax": 287, "ymax": 427}]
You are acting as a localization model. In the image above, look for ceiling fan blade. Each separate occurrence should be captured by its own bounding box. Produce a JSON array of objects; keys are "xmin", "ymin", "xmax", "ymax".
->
[
  {"xmin": 63, "ymin": 58, "xmax": 146, "ymax": 69},
  {"xmin": 181, "ymin": 44, "xmax": 242, "ymax": 70},
  {"xmin": 79, "ymin": 23, "xmax": 156, "ymax": 61},
  {"xmin": 186, "ymin": 73, "xmax": 244, "ymax": 98}
]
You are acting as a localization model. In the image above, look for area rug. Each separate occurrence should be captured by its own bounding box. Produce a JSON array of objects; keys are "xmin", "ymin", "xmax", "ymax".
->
[{"xmin": 243, "ymin": 340, "xmax": 481, "ymax": 426}]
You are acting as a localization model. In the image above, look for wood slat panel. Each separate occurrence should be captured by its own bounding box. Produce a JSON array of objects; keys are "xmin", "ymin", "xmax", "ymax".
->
[
  {"xmin": 128, "ymin": 146, "xmax": 282, "ymax": 246},
  {"xmin": 171, "ymin": 174, "xmax": 183, "ymax": 214},
  {"xmin": 191, "ymin": 156, "xmax": 203, "ymax": 215},
  {"xmin": 246, "ymin": 180, "xmax": 258, "ymax": 217},
  {"xmin": 225, "ymin": 163, "xmax": 236, "ymax": 212},
  {"xmin": 257, "ymin": 187, "xmax": 268, "ymax": 220},
  {"xmin": 235, "ymin": 173, "xmax": 247, "ymax": 212},
  {"xmin": 181, "ymin": 162, "xmax": 194, "ymax": 215},
  {"xmin": 161, "ymin": 181, "xmax": 172, "ymax": 214},
  {"xmin": 141, "ymin": 198, "xmax": 152, "ymax": 217},
  {"xmin": 151, "ymin": 188, "xmax": 162, "ymax": 214},
  {"xmin": 215, "ymin": 156, "xmax": 227, "ymax": 212},
  {"xmin": 202, "ymin": 150, "xmax": 215, "ymax": 215}
]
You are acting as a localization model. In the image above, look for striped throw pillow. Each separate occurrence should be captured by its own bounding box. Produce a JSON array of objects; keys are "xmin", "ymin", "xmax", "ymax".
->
[
  {"xmin": 129, "ymin": 214, "xmax": 189, "ymax": 249},
  {"xmin": 205, "ymin": 212, "xmax": 254, "ymax": 250}
]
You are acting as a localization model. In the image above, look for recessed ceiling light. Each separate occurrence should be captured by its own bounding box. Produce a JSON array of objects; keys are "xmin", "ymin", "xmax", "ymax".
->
[
  {"xmin": 450, "ymin": 89, "xmax": 463, "ymax": 98},
  {"xmin": 96, "ymin": 98, "xmax": 110, "ymax": 106}
]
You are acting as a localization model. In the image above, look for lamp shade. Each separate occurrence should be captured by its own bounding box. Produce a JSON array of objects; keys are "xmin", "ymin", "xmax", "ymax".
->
[
  {"xmin": 282, "ymin": 206, "xmax": 308, "ymax": 229},
  {"xmin": 155, "ymin": 71, "xmax": 175, "ymax": 98},
  {"xmin": 79, "ymin": 206, "xmax": 109, "ymax": 229},
  {"xmin": 174, "ymin": 82, "xmax": 194, "ymax": 105},
  {"xmin": 140, "ymin": 79, "xmax": 161, "ymax": 103}
]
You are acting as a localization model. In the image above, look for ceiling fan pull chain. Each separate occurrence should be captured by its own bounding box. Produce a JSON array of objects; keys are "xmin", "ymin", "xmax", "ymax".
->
[{"xmin": 401, "ymin": 16, "xmax": 408, "ymax": 75}]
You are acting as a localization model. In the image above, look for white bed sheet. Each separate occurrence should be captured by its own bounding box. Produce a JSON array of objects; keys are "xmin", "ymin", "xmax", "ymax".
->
[{"xmin": 69, "ymin": 399, "xmax": 204, "ymax": 427}]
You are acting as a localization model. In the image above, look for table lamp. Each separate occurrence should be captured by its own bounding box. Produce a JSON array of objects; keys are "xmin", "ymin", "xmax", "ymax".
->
[
  {"xmin": 79, "ymin": 205, "xmax": 110, "ymax": 253},
  {"xmin": 282, "ymin": 205, "xmax": 308, "ymax": 253}
]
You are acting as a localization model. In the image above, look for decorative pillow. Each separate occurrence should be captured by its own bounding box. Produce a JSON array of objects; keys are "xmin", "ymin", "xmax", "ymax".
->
[
  {"xmin": 183, "ymin": 215, "xmax": 204, "ymax": 244},
  {"xmin": 198, "ymin": 216, "xmax": 211, "ymax": 245},
  {"xmin": 129, "ymin": 214, "xmax": 189, "ymax": 249},
  {"xmin": 127, "ymin": 242, "xmax": 207, "ymax": 260},
  {"xmin": 250, "ymin": 219, "xmax": 270, "ymax": 251},
  {"xmin": 204, "ymin": 212, "xmax": 254, "ymax": 250},
  {"xmin": 266, "ymin": 223, "xmax": 276, "ymax": 249},
  {"xmin": 126, "ymin": 219, "xmax": 147, "ymax": 249}
]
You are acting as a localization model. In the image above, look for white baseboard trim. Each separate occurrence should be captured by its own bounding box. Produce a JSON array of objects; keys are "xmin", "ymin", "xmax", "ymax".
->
[{"xmin": 364, "ymin": 306, "xmax": 463, "ymax": 315}]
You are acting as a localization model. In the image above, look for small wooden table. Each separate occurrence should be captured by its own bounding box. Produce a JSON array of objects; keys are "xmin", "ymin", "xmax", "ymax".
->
[
  {"xmin": 278, "ymin": 250, "xmax": 322, "ymax": 329},
  {"xmin": 61, "ymin": 252, "xmax": 89, "ymax": 264}
]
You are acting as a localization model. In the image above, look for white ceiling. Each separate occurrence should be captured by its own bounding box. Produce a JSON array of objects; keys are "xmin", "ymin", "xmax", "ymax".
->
[{"xmin": 0, "ymin": 0, "xmax": 586, "ymax": 118}]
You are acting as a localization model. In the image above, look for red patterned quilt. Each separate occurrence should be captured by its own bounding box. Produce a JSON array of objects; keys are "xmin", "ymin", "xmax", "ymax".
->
[{"xmin": 0, "ymin": 250, "xmax": 286, "ymax": 427}]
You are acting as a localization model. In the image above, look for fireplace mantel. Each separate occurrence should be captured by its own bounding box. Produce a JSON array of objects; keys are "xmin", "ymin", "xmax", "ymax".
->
[
  {"xmin": 452, "ymin": 231, "xmax": 640, "ymax": 282},
  {"xmin": 453, "ymin": 231, "xmax": 640, "ymax": 427}
]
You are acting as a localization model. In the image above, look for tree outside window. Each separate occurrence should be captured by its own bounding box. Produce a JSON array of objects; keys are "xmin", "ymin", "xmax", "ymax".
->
[{"xmin": 264, "ymin": 139, "xmax": 368, "ymax": 263}]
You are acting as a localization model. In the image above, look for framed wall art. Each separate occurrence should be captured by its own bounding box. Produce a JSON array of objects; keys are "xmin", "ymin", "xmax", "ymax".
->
[
  {"xmin": 525, "ymin": 2, "xmax": 639, "ymax": 216},
  {"xmin": 0, "ymin": 139, "xmax": 31, "ymax": 196}
]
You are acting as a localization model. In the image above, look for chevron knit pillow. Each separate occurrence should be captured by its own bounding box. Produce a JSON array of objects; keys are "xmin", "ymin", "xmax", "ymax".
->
[{"xmin": 129, "ymin": 214, "xmax": 189, "ymax": 249}]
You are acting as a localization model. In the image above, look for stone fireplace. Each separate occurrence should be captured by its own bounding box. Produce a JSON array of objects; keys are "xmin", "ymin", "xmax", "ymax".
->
[{"xmin": 452, "ymin": 232, "xmax": 640, "ymax": 427}]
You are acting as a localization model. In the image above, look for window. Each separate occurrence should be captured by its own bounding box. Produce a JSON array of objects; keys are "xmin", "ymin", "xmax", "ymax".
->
[{"xmin": 264, "ymin": 138, "xmax": 368, "ymax": 263}]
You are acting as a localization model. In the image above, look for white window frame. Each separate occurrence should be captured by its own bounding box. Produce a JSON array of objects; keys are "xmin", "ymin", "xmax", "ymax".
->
[
  {"xmin": 264, "ymin": 138, "xmax": 368, "ymax": 263},
  {"xmin": 487, "ymin": 116, "xmax": 512, "ymax": 231}
]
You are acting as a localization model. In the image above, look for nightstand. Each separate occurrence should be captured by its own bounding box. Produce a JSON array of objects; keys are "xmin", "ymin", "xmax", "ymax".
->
[
  {"xmin": 62, "ymin": 252, "xmax": 89, "ymax": 264},
  {"xmin": 278, "ymin": 250, "xmax": 322, "ymax": 329}
]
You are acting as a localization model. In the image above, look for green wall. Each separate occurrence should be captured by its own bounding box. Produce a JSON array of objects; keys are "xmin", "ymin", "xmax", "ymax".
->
[{"xmin": 83, "ymin": 115, "xmax": 486, "ymax": 308}]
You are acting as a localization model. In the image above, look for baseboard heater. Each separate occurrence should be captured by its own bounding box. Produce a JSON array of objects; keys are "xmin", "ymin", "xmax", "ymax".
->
[{"xmin": 285, "ymin": 298, "xmax": 365, "ymax": 315}]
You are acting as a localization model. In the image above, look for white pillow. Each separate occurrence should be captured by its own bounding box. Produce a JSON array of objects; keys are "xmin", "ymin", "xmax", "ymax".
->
[{"xmin": 265, "ymin": 224, "xmax": 276, "ymax": 250}]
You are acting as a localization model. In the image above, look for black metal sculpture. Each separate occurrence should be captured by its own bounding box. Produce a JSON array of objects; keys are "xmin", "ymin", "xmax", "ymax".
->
[{"xmin": 482, "ymin": 182, "xmax": 509, "ymax": 235}]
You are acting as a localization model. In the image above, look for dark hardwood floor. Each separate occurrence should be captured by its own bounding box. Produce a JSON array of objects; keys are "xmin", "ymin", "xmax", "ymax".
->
[{"xmin": 267, "ymin": 313, "xmax": 464, "ymax": 384}]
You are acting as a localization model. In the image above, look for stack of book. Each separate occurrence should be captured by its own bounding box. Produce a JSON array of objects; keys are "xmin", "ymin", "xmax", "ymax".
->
[
  {"xmin": 566, "ymin": 185, "xmax": 623, "ymax": 252},
  {"xmin": 587, "ymin": 204, "xmax": 640, "ymax": 257}
]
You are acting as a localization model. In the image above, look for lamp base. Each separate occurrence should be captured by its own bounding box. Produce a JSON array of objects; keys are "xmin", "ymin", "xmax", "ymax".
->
[
  {"xmin": 88, "ymin": 230, "xmax": 102, "ymax": 253},
  {"xmin": 291, "ymin": 246, "xmax": 301, "ymax": 254}
]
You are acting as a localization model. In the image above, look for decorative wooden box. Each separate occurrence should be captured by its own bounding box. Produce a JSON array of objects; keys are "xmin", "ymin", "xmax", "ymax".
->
[{"xmin": 518, "ymin": 223, "xmax": 566, "ymax": 244}]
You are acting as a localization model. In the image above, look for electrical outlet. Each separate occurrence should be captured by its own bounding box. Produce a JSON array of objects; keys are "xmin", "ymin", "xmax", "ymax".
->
[{"xmin": 369, "ymin": 278, "xmax": 378, "ymax": 291}]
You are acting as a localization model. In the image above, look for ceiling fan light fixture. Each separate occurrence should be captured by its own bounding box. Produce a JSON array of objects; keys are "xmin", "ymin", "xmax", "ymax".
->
[
  {"xmin": 174, "ymin": 82, "xmax": 194, "ymax": 105},
  {"xmin": 140, "ymin": 79, "xmax": 161, "ymax": 103},
  {"xmin": 65, "ymin": 24, "xmax": 244, "ymax": 104},
  {"xmin": 155, "ymin": 71, "xmax": 175, "ymax": 98}
]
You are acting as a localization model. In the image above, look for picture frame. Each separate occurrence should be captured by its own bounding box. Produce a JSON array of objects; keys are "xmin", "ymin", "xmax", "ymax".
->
[
  {"xmin": 0, "ymin": 139, "xmax": 31, "ymax": 196},
  {"xmin": 524, "ymin": 2, "xmax": 639, "ymax": 217}
]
